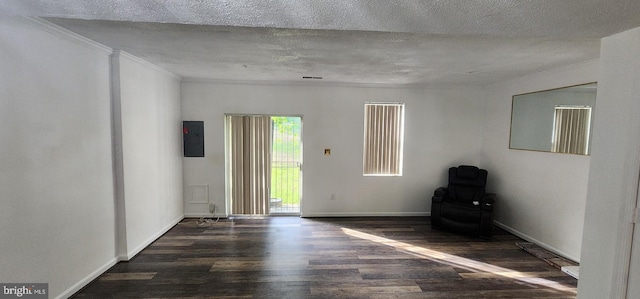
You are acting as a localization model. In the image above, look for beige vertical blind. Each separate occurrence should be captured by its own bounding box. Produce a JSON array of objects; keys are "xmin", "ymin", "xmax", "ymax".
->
[
  {"xmin": 551, "ymin": 106, "xmax": 592, "ymax": 155},
  {"xmin": 363, "ymin": 103, "xmax": 405, "ymax": 176},
  {"xmin": 226, "ymin": 115, "xmax": 272, "ymax": 214}
]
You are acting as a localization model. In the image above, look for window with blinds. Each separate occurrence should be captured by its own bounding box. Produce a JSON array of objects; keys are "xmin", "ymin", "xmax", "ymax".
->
[
  {"xmin": 551, "ymin": 106, "xmax": 592, "ymax": 155},
  {"xmin": 363, "ymin": 103, "xmax": 405, "ymax": 176}
]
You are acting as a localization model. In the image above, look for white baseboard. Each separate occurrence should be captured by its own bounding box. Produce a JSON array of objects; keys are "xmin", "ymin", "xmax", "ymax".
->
[
  {"xmin": 56, "ymin": 215, "xmax": 184, "ymax": 298},
  {"xmin": 301, "ymin": 212, "xmax": 430, "ymax": 218},
  {"xmin": 124, "ymin": 214, "xmax": 184, "ymax": 260},
  {"xmin": 561, "ymin": 265, "xmax": 580, "ymax": 279},
  {"xmin": 184, "ymin": 213, "xmax": 228, "ymax": 218},
  {"xmin": 55, "ymin": 257, "xmax": 119, "ymax": 299},
  {"xmin": 494, "ymin": 221, "xmax": 579, "ymax": 263},
  {"xmin": 186, "ymin": 212, "xmax": 430, "ymax": 218}
]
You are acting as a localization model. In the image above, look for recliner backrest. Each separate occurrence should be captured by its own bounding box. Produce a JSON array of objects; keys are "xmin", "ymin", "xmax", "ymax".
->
[{"xmin": 447, "ymin": 165, "xmax": 487, "ymax": 204}]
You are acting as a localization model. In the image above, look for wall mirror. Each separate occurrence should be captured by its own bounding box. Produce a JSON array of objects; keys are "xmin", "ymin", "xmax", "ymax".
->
[{"xmin": 510, "ymin": 82, "xmax": 597, "ymax": 155}]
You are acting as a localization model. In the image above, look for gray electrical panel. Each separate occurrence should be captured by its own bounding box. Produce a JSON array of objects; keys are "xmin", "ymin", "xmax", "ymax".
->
[{"xmin": 183, "ymin": 121, "xmax": 204, "ymax": 157}]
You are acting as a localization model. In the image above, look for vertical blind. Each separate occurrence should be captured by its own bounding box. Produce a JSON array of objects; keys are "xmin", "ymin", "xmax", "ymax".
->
[
  {"xmin": 227, "ymin": 115, "xmax": 272, "ymax": 214},
  {"xmin": 363, "ymin": 103, "xmax": 405, "ymax": 176},
  {"xmin": 551, "ymin": 106, "xmax": 592, "ymax": 155}
]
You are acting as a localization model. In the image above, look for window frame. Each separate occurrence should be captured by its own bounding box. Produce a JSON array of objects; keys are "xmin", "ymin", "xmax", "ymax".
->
[{"xmin": 362, "ymin": 102, "xmax": 405, "ymax": 176}]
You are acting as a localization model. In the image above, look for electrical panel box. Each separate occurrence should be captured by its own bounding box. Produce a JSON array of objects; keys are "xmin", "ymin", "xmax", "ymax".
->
[{"xmin": 183, "ymin": 121, "xmax": 204, "ymax": 157}]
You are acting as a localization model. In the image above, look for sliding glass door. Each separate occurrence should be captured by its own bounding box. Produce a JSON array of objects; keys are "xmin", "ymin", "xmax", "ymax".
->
[{"xmin": 225, "ymin": 115, "xmax": 302, "ymax": 215}]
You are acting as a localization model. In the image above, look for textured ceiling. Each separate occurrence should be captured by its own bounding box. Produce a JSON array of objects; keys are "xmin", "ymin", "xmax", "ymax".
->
[{"xmin": 3, "ymin": 0, "xmax": 640, "ymax": 85}]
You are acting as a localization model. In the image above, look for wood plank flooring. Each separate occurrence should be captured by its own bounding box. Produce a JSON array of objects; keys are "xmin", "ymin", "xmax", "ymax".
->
[{"xmin": 72, "ymin": 217, "xmax": 577, "ymax": 298}]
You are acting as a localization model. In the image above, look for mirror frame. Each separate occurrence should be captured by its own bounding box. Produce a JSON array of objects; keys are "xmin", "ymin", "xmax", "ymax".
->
[{"xmin": 509, "ymin": 82, "xmax": 597, "ymax": 155}]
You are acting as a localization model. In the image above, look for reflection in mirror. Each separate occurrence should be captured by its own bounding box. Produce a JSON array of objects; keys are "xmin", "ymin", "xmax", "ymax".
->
[{"xmin": 510, "ymin": 83, "xmax": 597, "ymax": 155}]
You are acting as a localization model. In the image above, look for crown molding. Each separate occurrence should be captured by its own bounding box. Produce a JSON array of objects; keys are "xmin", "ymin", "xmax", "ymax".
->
[
  {"xmin": 181, "ymin": 77, "xmax": 476, "ymax": 90},
  {"xmin": 15, "ymin": 16, "xmax": 113, "ymax": 54},
  {"xmin": 114, "ymin": 50, "xmax": 182, "ymax": 80},
  {"xmin": 14, "ymin": 17, "xmax": 181, "ymax": 80},
  {"xmin": 492, "ymin": 58, "xmax": 599, "ymax": 90}
]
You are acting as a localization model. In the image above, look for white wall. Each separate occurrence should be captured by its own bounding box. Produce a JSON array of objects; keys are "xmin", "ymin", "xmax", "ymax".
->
[
  {"xmin": 181, "ymin": 82, "xmax": 484, "ymax": 217},
  {"xmin": 113, "ymin": 52, "xmax": 183, "ymax": 259},
  {"xmin": 481, "ymin": 60, "xmax": 598, "ymax": 261},
  {"xmin": 0, "ymin": 17, "xmax": 116, "ymax": 298},
  {"xmin": 0, "ymin": 17, "xmax": 185, "ymax": 298},
  {"xmin": 578, "ymin": 26, "xmax": 640, "ymax": 299}
]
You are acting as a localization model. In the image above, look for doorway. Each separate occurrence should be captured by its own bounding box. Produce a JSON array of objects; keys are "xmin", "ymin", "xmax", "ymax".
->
[
  {"xmin": 225, "ymin": 115, "xmax": 302, "ymax": 216},
  {"xmin": 270, "ymin": 116, "xmax": 302, "ymax": 214}
]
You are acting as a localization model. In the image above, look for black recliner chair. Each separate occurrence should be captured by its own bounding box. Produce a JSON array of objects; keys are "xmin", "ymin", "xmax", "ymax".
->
[{"xmin": 431, "ymin": 165, "xmax": 495, "ymax": 238}]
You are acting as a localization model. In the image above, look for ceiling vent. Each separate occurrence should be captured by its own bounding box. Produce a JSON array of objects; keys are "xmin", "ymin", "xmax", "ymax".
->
[{"xmin": 302, "ymin": 76, "xmax": 323, "ymax": 79}]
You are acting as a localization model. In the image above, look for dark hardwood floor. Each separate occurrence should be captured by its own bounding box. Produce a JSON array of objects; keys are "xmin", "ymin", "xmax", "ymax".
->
[{"xmin": 73, "ymin": 217, "xmax": 577, "ymax": 298}]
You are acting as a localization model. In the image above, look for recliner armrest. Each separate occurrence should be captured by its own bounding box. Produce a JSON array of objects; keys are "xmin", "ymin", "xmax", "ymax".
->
[
  {"xmin": 434, "ymin": 187, "xmax": 447, "ymax": 196},
  {"xmin": 482, "ymin": 193, "xmax": 496, "ymax": 210},
  {"xmin": 432, "ymin": 187, "xmax": 447, "ymax": 203}
]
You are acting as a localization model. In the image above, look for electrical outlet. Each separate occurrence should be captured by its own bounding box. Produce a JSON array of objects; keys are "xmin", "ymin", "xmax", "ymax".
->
[{"xmin": 330, "ymin": 194, "xmax": 336, "ymax": 201}]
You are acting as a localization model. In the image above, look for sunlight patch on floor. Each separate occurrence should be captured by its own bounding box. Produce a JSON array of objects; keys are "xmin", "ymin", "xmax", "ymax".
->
[{"xmin": 341, "ymin": 228, "xmax": 575, "ymax": 294}]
